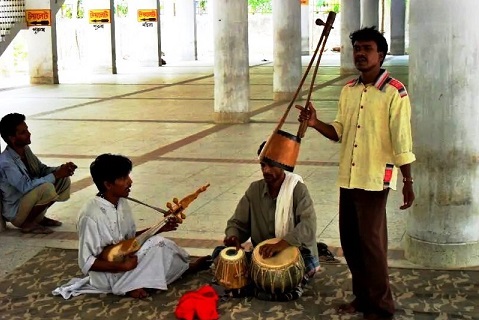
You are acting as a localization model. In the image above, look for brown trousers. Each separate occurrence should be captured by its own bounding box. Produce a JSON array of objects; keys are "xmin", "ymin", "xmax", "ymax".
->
[{"xmin": 339, "ymin": 188, "xmax": 395, "ymax": 316}]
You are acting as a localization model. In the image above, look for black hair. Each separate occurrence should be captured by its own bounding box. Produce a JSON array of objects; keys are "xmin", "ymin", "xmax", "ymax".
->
[
  {"xmin": 0, "ymin": 113, "xmax": 26, "ymax": 145},
  {"xmin": 257, "ymin": 141, "xmax": 266, "ymax": 156},
  {"xmin": 90, "ymin": 153, "xmax": 132, "ymax": 193},
  {"xmin": 350, "ymin": 26, "xmax": 388, "ymax": 65}
]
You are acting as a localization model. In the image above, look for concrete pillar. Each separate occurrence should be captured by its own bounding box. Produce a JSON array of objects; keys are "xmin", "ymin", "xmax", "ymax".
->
[
  {"xmin": 390, "ymin": 0, "xmax": 406, "ymax": 55},
  {"xmin": 25, "ymin": 0, "xmax": 59, "ymax": 84},
  {"xmin": 300, "ymin": 1, "xmax": 310, "ymax": 55},
  {"xmin": 127, "ymin": 0, "xmax": 159, "ymax": 67},
  {"xmin": 405, "ymin": 0, "xmax": 479, "ymax": 268},
  {"xmin": 175, "ymin": 0, "xmax": 197, "ymax": 61},
  {"xmin": 212, "ymin": 0, "xmax": 249, "ymax": 123},
  {"xmin": 272, "ymin": 0, "xmax": 301, "ymax": 101},
  {"xmin": 340, "ymin": 0, "xmax": 360, "ymax": 74},
  {"xmin": 360, "ymin": 0, "xmax": 379, "ymax": 28},
  {"xmin": 83, "ymin": 0, "xmax": 114, "ymax": 73}
]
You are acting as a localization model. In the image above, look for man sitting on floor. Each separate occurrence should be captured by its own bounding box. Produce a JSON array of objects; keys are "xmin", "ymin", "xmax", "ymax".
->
[
  {"xmin": 0, "ymin": 113, "xmax": 76, "ymax": 234},
  {"xmin": 53, "ymin": 153, "xmax": 211, "ymax": 299},
  {"xmin": 212, "ymin": 141, "xmax": 320, "ymax": 301}
]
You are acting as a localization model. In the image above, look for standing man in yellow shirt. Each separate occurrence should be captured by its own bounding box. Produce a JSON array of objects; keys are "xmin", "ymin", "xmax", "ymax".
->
[{"xmin": 297, "ymin": 27, "xmax": 415, "ymax": 320}]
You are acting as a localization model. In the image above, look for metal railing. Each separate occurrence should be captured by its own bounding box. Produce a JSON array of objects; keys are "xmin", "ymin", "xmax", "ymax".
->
[{"xmin": 0, "ymin": 0, "xmax": 26, "ymax": 42}]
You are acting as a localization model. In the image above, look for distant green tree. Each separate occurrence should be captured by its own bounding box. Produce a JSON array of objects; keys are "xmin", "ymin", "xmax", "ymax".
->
[
  {"xmin": 199, "ymin": 0, "xmax": 207, "ymax": 11},
  {"xmin": 248, "ymin": 0, "xmax": 272, "ymax": 14},
  {"xmin": 116, "ymin": 0, "xmax": 128, "ymax": 17},
  {"xmin": 61, "ymin": 4, "xmax": 73, "ymax": 19},
  {"xmin": 315, "ymin": 1, "xmax": 340, "ymax": 13},
  {"xmin": 76, "ymin": 0, "xmax": 84, "ymax": 19},
  {"xmin": 331, "ymin": 2, "xmax": 340, "ymax": 13}
]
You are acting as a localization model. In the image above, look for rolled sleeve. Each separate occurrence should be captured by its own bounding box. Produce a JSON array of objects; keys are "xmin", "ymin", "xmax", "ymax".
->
[
  {"xmin": 331, "ymin": 96, "xmax": 344, "ymax": 141},
  {"xmin": 82, "ymin": 256, "xmax": 97, "ymax": 275},
  {"xmin": 331, "ymin": 121, "xmax": 343, "ymax": 141},
  {"xmin": 78, "ymin": 216, "xmax": 103, "ymax": 275},
  {"xmin": 390, "ymin": 93, "xmax": 416, "ymax": 167},
  {"xmin": 394, "ymin": 152, "xmax": 416, "ymax": 167},
  {"xmin": 1, "ymin": 162, "xmax": 56, "ymax": 194}
]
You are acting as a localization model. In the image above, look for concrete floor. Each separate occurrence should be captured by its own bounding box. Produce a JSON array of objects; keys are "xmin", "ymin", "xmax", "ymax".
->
[{"xmin": 0, "ymin": 53, "xmax": 423, "ymax": 281}]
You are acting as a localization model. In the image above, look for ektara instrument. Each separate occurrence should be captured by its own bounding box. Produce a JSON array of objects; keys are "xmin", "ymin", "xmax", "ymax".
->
[{"xmin": 259, "ymin": 11, "xmax": 336, "ymax": 172}]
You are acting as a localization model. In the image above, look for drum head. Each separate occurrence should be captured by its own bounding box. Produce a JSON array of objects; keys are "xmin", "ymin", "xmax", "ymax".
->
[
  {"xmin": 253, "ymin": 238, "xmax": 299, "ymax": 268},
  {"xmin": 220, "ymin": 246, "xmax": 244, "ymax": 261}
]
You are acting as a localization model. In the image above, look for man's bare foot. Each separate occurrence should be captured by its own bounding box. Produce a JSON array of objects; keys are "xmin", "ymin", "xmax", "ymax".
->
[
  {"xmin": 187, "ymin": 255, "xmax": 213, "ymax": 274},
  {"xmin": 336, "ymin": 300, "xmax": 363, "ymax": 314},
  {"xmin": 39, "ymin": 217, "xmax": 62, "ymax": 227},
  {"xmin": 21, "ymin": 223, "xmax": 53, "ymax": 234},
  {"xmin": 128, "ymin": 288, "xmax": 149, "ymax": 299}
]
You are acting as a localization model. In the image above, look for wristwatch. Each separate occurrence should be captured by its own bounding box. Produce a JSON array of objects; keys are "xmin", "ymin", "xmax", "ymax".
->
[{"xmin": 402, "ymin": 177, "xmax": 414, "ymax": 183}]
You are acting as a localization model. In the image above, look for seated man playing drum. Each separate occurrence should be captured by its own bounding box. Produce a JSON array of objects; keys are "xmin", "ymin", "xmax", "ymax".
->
[{"xmin": 213, "ymin": 142, "xmax": 319, "ymax": 301}]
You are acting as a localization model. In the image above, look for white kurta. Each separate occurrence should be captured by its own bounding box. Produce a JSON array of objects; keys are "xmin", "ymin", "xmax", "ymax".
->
[{"xmin": 75, "ymin": 197, "xmax": 190, "ymax": 295}]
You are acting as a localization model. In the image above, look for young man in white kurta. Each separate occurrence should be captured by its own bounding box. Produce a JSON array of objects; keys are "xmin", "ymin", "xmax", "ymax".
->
[
  {"xmin": 53, "ymin": 153, "xmax": 212, "ymax": 299},
  {"xmin": 77, "ymin": 196, "xmax": 190, "ymax": 295}
]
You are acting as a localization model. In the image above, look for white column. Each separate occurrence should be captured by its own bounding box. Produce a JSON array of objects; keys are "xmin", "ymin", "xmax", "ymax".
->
[
  {"xmin": 360, "ymin": 0, "xmax": 379, "ymax": 28},
  {"xmin": 300, "ymin": 1, "xmax": 310, "ymax": 55},
  {"xmin": 340, "ymin": 0, "xmax": 360, "ymax": 74},
  {"xmin": 83, "ymin": 0, "xmax": 113, "ymax": 73},
  {"xmin": 175, "ymin": 0, "xmax": 197, "ymax": 61},
  {"xmin": 272, "ymin": 0, "xmax": 301, "ymax": 101},
  {"xmin": 212, "ymin": 0, "xmax": 249, "ymax": 123},
  {"xmin": 127, "ymin": 0, "xmax": 159, "ymax": 67},
  {"xmin": 25, "ymin": 0, "xmax": 59, "ymax": 84},
  {"xmin": 390, "ymin": 0, "xmax": 406, "ymax": 55},
  {"xmin": 406, "ymin": 0, "xmax": 479, "ymax": 268}
]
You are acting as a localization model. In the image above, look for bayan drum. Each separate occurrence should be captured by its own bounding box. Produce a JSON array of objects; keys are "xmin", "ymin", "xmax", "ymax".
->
[
  {"xmin": 214, "ymin": 247, "xmax": 250, "ymax": 290},
  {"xmin": 250, "ymin": 238, "xmax": 305, "ymax": 294}
]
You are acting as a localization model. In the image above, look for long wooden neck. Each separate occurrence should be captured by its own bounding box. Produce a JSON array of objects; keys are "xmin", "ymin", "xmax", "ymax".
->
[
  {"xmin": 135, "ymin": 217, "xmax": 167, "ymax": 246},
  {"xmin": 128, "ymin": 183, "xmax": 210, "ymax": 246},
  {"xmin": 135, "ymin": 211, "xmax": 182, "ymax": 246}
]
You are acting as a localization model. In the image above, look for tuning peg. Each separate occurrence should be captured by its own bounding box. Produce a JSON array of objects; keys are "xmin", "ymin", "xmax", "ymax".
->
[
  {"xmin": 315, "ymin": 18, "xmax": 334, "ymax": 28},
  {"xmin": 166, "ymin": 202, "xmax": 173, "ymax": 210},
  {"xmin": 181, "ymin": 213, "xmax": 186, "ymax": 219},
  {"xmin": 173, "ymin": 197, "xmax": 179, "ymax": 205}
]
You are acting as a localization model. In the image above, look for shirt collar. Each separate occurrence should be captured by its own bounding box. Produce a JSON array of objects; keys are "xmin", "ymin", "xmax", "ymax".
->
[
  {"xmin": 96, "ymin": 195, "xmax": 119, "ymax": 210},
  {"xmin": 348, "ymin": 69, "xmax": 389, "ymax": 90},
  {"xmin": 5, "ymin": 145, "xmax": 20, "ymax": 160},
  {"xmin": 261, "ymin": 180, "xmax": 269, "ymax": 198}
]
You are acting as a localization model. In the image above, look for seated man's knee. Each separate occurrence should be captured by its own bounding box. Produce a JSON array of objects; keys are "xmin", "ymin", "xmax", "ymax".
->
[
  {"xmin": 55, "ymin": 177, "xmax": 71, "ymax": 202},
  {"xmin": 30, "ymin": 183, "xmax": 59, "ymax": 204},
  {"xmin": 38, "ymin": 182, "xmax": 56, "ymax": 194}
]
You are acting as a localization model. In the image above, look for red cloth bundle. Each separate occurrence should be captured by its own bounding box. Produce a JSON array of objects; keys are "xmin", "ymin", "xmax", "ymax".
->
[{"xmin": 175, "ymin": 284, "xmax": 219, "ymax": 320}]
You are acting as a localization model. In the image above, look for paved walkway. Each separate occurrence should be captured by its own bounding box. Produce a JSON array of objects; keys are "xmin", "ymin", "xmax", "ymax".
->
[{"xmin": 0, "ymin": 54, "xmax": 422, "ymax": 280}]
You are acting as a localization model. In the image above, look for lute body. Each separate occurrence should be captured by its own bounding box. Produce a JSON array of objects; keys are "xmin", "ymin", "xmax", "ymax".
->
[{"xmin": 99, "ymin": 238, "xmax": 141, "ymax": 262}]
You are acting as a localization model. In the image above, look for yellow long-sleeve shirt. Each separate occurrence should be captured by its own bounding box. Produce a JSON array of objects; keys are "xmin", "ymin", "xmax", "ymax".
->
[{"xmin": 331, "ymin": 69, "xmax": 416, "ymax": 191}]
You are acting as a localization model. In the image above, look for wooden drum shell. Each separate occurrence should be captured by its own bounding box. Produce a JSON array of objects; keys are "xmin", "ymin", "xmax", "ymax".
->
[
  {"xmin": 214, "ymin": 247, "xmax": 250, "ymax": 290},
  {"xmin": 250, "ymin": 238, "xmax": 305, "ymax": 294}
]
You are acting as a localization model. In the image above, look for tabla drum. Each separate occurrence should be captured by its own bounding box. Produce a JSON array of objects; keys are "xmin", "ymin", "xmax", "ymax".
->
[
  {"xmin": 250, "ymin": 238, "xmax": 305, "ymax": 294},
  {"xmin": 214, "ymin": 247, "xmax": 250, "ymax": 290}
]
